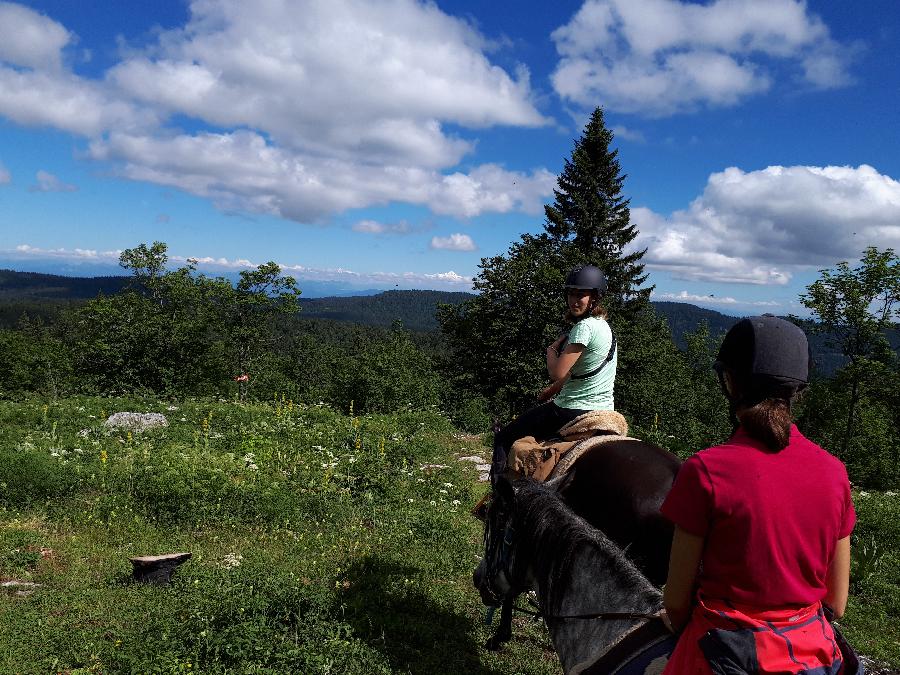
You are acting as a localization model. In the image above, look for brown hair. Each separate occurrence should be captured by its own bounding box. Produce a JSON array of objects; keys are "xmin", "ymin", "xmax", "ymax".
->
[{"xmin": 736, "ymin": 397, "xmax": 794, "ymax": 451}]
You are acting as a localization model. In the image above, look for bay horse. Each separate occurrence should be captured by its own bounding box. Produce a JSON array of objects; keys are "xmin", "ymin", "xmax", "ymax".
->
[
  {"xmin": 477, "ymin": 435, "xmax": 681, "ymax": 649},
  {"xmin": 474, "ymin": 476, "xmax": 676, "ymax": 674}
]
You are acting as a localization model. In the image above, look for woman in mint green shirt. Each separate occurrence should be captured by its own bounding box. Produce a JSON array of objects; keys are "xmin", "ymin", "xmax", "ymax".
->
[{"xmin": 489, "ymin": 265, "xmax": 617, "ymax": 485}]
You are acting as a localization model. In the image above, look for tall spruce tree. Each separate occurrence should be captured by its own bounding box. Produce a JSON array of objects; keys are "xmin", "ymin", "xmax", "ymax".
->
[
  {"xmin": 439, "ymin": 108, "xmax": 659, "ymax": 420},
  {"xmin": 544, "ymin": 107, "xmax": 651, "ymax": 318}
]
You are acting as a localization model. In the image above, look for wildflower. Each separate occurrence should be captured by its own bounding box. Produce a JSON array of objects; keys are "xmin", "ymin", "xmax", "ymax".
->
[
  {"xmin": 430, "ymin": 500, "xmax": 437, "ymax": 506},
  {"xmin": 100, "ymin": 449, "xmax": 108, "ymax": 464},
  {"xmin": 452, "ymin": 499, "xmax": 461, "ymax": 506},
  {"xmin": 443, "ymin": 482, "xmax": 453, "ymax": 488},
  {"xmin": 233, "ymin": 374, "xmax": 250, "ymax": 382},
  {"xmin": 50, "ymin": 451, "xmax": 60, "ymax": 458}
]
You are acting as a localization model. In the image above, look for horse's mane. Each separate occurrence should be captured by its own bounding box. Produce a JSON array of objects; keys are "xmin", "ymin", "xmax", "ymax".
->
[{"xmin": 512, "ymin": 480, "xmax": 662, "ymax": 615}]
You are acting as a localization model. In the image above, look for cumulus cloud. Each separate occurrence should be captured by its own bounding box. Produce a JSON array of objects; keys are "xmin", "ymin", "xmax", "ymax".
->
[
  {"xmin": 29, "ymin": 170, "xmax": 77, "ymax": 192},
  {"xmin": 352, "ymin": 220, "xmax": 413, "ymax": 235},
  {"xmin": 0, "ymin": 2, "xmax": 71, "ymax": 71},
  {"xmin": 632, "ymin": 164, "xmax": 900, "ymax": 284},
  {"xmin": 0, "ymin": 0, "xmax": 552, "ymax": 223},
  {"xmin": 551, "ymin": 0, "xmax": 852, "ymax": 116},
  {"xmin": 431, "ymin": 233, "xmax": 476, "ymax": 251},
  {"xmin": 88, "ymin": 131, "xmax": 555, "ymax": 221},
  {"xmin": 108, "ymin": 0, "xmax": 546, "ymax": 165}
]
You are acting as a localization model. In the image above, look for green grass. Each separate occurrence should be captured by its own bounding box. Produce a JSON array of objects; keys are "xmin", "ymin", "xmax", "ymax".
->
[
  {"xmin": 0, "ymin": 396, "xmax": 560, "ymax": 674},
  {"xmin": 0, "ymin": 396, "xmax": 897, "ymax": 673}
]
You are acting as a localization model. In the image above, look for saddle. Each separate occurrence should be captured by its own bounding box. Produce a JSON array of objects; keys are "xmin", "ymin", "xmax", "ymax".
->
[{"xmin": 507, "ymin": 410, "xmax": 630, "ymax": 482}]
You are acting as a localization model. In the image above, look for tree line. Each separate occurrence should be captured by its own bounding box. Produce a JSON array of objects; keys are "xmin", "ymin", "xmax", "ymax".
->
[{"xmin": 1, "ymin": 108, "xmax": 898, "ymax": 489}]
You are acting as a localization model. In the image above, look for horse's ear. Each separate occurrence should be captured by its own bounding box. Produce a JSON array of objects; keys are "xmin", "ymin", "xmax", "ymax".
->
[
  {"xmin": 545, "ymin": 469, "xmax": 575, "ymax": 496},
  {"xmin": 495, "ymin": 474, "xmax": 515, "ymax": 503}
]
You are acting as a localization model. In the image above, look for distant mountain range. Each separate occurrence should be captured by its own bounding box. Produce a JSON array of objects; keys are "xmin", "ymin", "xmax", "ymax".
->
[{"xmin": 2, "ymin": 269, "xmax": 896, "ymax": 376}]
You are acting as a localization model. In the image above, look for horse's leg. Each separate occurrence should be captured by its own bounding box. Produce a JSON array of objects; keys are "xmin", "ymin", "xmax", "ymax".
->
[{"xmin": 485, "ymin": 595, "xmax": 514, "ymax": 650}]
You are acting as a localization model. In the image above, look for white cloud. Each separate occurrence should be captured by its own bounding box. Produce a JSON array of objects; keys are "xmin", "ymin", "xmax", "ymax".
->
[
  {"xmin": 632, "ymin": 164, "xmax": 900, "ymax": 285},
  {"xmin": 29, "ymin": 170, "xmax": 77, "ymax": 193},
  {"xmin": 5, "ymin": 244, "xmax": 474, "ymax": 290},
  {"xmin": 0, "ymin": 67, "xmax": 157, "ymax": 137},
  {"xmin": 551, "ymin": 0, "xmax": 852, "ymax": 116},
  {"xmin": 88, "ymin": 131, "xmax": 555, "ymax": 221},
  {"xmin": 108, "ymin": 0, "xmax": 546, "ymax": 166},
  {"xmin": 0, "ymin": 161, "xmax": 9, "ymax": 184},
  {"xmin": 0, "ymin": 0, "xmax": 552, "ymax": 222},
  {"xmin": 352, "ymin": 220, "xmax": 413, "ymax": 235},
  {"xmin": 431, "ymin": 233, "xmax": 476, "ymax": 251},
  {"xmin": 653, "ymin": 290, "xmax": 779, "ymax": 307},
  {"xmin": 611, "ymin": 125, "xmax": 646, "ymax": 143},
  {"xmin": 13, "ymin": 244, "xmax": 120, "ymax": 260},
  {"xmin": 0, "ymin": 2, "xmax": 71, "ymax": 71}
]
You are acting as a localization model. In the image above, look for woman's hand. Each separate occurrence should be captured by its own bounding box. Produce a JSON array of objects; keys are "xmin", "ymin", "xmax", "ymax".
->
[
  {"xmin": 546, "ymin": 336, "xmax": 565, "ymax": 357},
  {"xmin": 538, "ymin": 378, "xmax": 566, "ymax": 402}
]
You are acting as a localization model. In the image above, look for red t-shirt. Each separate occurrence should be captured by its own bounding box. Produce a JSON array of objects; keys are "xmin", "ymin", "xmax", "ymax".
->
[{"xmin": 660, "ymin": 425, "xmax": 855, "ymax": 607}]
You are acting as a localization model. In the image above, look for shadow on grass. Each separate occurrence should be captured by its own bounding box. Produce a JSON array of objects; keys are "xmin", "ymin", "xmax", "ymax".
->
[{"xmin": 339, "ymin": 553, "xmax": 506, "ymax": 675}]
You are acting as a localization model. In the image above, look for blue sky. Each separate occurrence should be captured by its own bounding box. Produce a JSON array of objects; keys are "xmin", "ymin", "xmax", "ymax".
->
[{"xmin": 0, "ymin": 0, "xmax": 898, "ymax": 310}]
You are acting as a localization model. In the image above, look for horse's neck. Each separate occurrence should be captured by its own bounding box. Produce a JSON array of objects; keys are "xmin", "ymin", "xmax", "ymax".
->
[{"xmin": 534, "ymin": 544, "xmax": 662, "ymax": 675}]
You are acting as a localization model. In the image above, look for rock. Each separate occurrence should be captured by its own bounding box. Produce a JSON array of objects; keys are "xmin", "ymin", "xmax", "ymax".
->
[
  {"xmin": 105, "ymin": 412, "xmax": 169, "ymax": 433},
  {"xmin": 475, "ymin": 463, "xmax": 491, "ymax": 472},
  {"xmin": 1, "ymin": 580, "xmax": 41, "ymax": 598},
  {"xmin": 479, "ymin": 472, "xmax": 490, "ymax": 482},
  {"xmin": 459, "ymin": 455, "xmax": 486, "ymax": 464},
  {"xmin": 129, "ymin": 552, "xmax": 191, "ymax": 584}
]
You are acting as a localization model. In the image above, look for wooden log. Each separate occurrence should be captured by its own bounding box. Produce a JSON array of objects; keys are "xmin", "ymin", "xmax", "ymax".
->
[{"xmin": 129, "ymin": 552, "xmax": 192, "ymax": 584}]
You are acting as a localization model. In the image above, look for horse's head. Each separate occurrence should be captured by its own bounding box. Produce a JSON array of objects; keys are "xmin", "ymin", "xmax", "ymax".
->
[{"xmin": 473, "ymin": 473, "xmax": 573, "ymax": 606}]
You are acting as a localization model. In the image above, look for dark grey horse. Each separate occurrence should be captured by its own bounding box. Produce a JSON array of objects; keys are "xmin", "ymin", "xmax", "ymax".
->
[
  {"xmin": 474, "ymin": 477, "xmax": 675, "ymax": 674},
  {"xmin": 476, "ymin": 437, "xmax": 681, "ymax": 649}
]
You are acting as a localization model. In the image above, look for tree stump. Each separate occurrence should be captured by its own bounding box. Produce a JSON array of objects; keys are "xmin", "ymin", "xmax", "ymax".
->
[{"xmin": 129, "ymin": 552, "xmax": 192, "ymax": 584}]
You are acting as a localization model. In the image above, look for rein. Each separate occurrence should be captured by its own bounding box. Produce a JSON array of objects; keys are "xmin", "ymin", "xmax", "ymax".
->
[{"xmin": 512, "ymin": 601, "xmax": 660, "ymax": 623}]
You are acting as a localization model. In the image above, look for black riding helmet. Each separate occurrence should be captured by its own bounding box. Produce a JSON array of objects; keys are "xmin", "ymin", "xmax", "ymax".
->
[
  {"xmin": 564, "ymin": 265, "xmax": 607, "ymax": 293},
  {"xmin": 714, "ymin": 315, "xmax": 809, "ymax": 405}
]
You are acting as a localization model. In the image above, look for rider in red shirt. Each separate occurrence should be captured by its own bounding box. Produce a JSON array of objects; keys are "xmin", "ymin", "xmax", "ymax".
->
[{"xmin": 660, "ymin": 315, "xmax": 855, "ymax": 674}]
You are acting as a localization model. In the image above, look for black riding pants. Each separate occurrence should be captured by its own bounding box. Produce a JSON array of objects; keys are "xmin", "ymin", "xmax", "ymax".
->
[{"xmin": 491, "ymin": 402, "xmax": 590, "ymax": 485}]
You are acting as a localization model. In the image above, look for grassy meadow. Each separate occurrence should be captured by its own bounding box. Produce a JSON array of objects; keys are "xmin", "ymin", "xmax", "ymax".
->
[{"xmin": 1, "ymin": 396, "xmax": 898, "ymax": 674}]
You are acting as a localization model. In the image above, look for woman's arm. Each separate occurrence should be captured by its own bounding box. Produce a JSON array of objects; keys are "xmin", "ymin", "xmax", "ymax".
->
[
  {"xmin": 824, "ymin": 536, "xmax": 851, "ymax": 619},
  {"xmin": 546, "ymin": 342, "xmax": 584, "ymax": 381},
  {"xmin": 663, "ymin": 526, "xmax": 705, "ymax": 631}
]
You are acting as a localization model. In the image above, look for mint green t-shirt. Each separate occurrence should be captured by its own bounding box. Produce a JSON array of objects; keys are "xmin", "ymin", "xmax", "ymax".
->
[{"xmin": 554, "ymin": 316, "xmax": 616, "ymax": 411}]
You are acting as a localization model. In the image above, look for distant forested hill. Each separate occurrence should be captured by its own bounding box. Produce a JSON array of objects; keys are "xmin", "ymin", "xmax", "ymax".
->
[
  {"xmin": 299, "ymin": 290, "xmax": 472, "ymax": 332},
  {"xmin": 650, "ymin": 301, "xmax": 737, "ymax": 347},
  {"xmin": 0, "ymin": 269, "xmax": 130, "ymax": 299},
  {"xmin": 1, "ymin": 270, "xmax": 895, "ymax": 376}
]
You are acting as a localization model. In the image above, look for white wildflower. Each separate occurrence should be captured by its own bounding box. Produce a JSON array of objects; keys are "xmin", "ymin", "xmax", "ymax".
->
[
  {"xmin": 452, "ymin": 499, "xmax": 461, "ymax": 506},
  {"xmin": 221, "ymin": 553, "xmax": 243, "ymax": 569}
]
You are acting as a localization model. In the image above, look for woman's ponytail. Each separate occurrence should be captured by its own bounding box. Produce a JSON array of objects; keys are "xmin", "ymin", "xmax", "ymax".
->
[{"xmin": 739, "ymin": 397, "xmax": 793, "ymax": 451}]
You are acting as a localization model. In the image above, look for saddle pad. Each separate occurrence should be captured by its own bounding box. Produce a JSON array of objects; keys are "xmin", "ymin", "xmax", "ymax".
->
[
  {"xmin": 548, "ymin": 434, "xmax": 633, "ymax": 480},
  {"xmin": 575, "ymin": 620, "xmax": 675, "ymax": 675}
]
